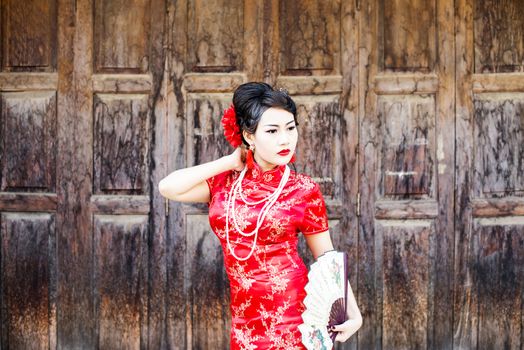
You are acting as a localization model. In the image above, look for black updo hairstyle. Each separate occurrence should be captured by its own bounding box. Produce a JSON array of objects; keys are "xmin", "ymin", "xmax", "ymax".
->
[{"xmin": 232, "ymin": 82, "xmax": 298, "ymax": 146}]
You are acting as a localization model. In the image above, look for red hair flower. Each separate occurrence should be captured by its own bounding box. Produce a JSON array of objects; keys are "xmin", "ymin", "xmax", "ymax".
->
[{"xmin": 221, "ymin": 104, "xmax": 242, "ymax": 148}]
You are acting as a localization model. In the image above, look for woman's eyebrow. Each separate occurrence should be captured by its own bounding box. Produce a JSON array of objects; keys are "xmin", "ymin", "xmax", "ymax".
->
[{"xmin": 264, "ymin": 120, "xmax": 295, "ymax": 127}]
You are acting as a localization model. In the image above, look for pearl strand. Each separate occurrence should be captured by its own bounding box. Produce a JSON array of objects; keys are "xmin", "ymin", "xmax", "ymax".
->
[{"xmin": 225, "ymin": 165, "xmax": 290, "ymax": 261}]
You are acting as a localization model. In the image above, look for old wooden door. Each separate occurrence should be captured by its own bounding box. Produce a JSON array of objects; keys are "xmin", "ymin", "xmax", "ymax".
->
[
  {"xmin": 0, "ymin": 0, "xmax": 166, "ymax": 348},
  {"xmin": 164, "ymin": 0, "xmax": 359, "ymax": 349},
  {"xmin": 358, "ymin": 0, "xmax": 456, "ymax": 349},
  {"xmin": 454, "ymin": 1, "xmax": 524, "ymax": 349}
]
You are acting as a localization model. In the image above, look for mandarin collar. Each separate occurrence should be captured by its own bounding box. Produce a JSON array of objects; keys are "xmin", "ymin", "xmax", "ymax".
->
[{"xmin": 245, "ymin": 161, "xmax": 287, "ymax": 184}]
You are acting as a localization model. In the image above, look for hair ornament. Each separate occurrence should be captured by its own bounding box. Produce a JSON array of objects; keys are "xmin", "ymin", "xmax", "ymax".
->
[{"xmin": 221, "ymin": 104, "xmax": 242, "ymax": 148}]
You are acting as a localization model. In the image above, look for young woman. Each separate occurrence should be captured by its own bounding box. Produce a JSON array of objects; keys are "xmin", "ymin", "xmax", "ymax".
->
[{"xmin": 159, "ymin": 82, "xmax": 362, "ymax": 349}]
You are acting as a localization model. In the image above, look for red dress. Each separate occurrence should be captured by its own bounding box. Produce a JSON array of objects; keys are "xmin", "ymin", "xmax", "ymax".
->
[{"xmin": 206, "ymin": 162, "xmax": 329, "ymax": 350}]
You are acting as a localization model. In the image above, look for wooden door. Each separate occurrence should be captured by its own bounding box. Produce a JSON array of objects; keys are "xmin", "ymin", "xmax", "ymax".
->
[
  {"xmin": 0, "ymin": 0, "xmax": 165, "ymax": 348},
  {"xmin": 165, "ymin": 0, "xmax": 359, "ymax": 348},
  {"xmin": 358, "ymin": 0, "xmax": 455, "ymax": 349},
  {"xmin": 454, "ymin": 1, "xmax": 524, "ymax": 349}
]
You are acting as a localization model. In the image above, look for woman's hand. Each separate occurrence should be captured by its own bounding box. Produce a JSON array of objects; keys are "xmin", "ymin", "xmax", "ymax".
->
[
  {"xmin": 227, "ymin": 146, "xmax": 246, "ymax": 171},
  {"xmin": 330, "ymin": 279, "xmax": 363, "ymax": 343},
  {"xmin": 330, "ymin": 316, "xmax": 363, "ymax": 343}
]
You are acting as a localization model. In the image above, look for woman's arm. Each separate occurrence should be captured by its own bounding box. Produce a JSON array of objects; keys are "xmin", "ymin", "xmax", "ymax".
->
[
  {"xmin": 304, "ymin": 231, "xmax": 363, "ymax": 342},
  {"xmin": 158, "ymin": 147, "xmax": 244, "ymax": 203}
]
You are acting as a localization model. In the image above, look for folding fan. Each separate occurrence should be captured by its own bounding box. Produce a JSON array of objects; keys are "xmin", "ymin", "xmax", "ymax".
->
[{"xmin": 299, "ymin": 250, "xmax": 348, "ymax": 350}]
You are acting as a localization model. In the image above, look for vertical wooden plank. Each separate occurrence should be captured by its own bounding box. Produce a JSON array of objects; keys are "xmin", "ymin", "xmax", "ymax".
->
[
  {"xmin": 433, "ymin": 0, "xmax": 455, "ymax": 347},
  {"xmin": 358, "ymin": 0, "xmax": 380, "ymax": 348},
  {"xmin": 339, "ymin": 0, "xmax": 360, "ymax": 348},
  {"xmin": 56, "ymin": 0, "xmax": 95, "ymax": 346},
  {"xmin": 165, "ymin": 0, "xmax": 189, "ymax": 348},
  {"xmin": 454, "ymin": 0, "xmax": 478, "ymax": 348},
  {"xmin": 147, "ymin": 0, "xmax": 167, "ymax": 347}
]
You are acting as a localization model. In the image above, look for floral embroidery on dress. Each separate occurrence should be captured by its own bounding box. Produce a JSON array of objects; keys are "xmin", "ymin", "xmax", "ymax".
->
[{"xmin": 233, "ymin": 325, "xmax": 261, "ymax": 350}]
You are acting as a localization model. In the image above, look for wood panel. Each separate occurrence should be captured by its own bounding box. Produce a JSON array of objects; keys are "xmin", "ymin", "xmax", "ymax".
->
[
  {"xmin": 93, "ymin": 215, "xmax": 148, "ymax": 349},
  {"xmin": 378, "ymin": 94, "xmax": 435, "ymax": 198},
  {"xmin": 0, "ymin": 212, "xmax": 56, "ymax": 350},
  {"xmin": 279, "ymin": 0, "xmax": 341, "ymax": 75},
  {"xmin": 0, "ymin": 91, "xmax": 57, "ymax": 192},
  {"xmin": 1, "ymin": 0, "xmax": 57, "ymax": 71},
  {"xmin": 474, "ymin": 0, "xmax": 524, "ymax": 73},
  {"xmin": 186, "ymin": 214, "xmax": 230, "ymax": 349},
  {"xmin": 378, "ymin": 220, "xmax": 433, "ymax": 350},
  {"xmin": 474, "ymin": 217, "xmax": 524, "ymax": 350},
  {"xmin": 473, "ymin": 93, "xmax": 524, "ymax": 196},
  {"xmin": 382, "ymin": 0, "xmax": 436, "ymax": 71},
  {"xmin": 186, "ymin": 93, "xmax": 234, "ymax": 167},
  {"xmin": 94, "ymin": 0, "xmax": 151, "ymax": 72},
  {"xmin": 294, "ymin": 95, "xmax": 341, "ymax": 199},
  {"xmin": 187, "ymin": 0, "xmax": 244, "ymax": 72},
  {"xmin": 93, "ymin": 93, "xmax": 149, "ymax": 194}
]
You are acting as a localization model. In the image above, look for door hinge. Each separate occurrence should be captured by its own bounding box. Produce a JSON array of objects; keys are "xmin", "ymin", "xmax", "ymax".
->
[
  {"xmin": 165, "ymin": 198, "xmax": 169, "ymax": 217},
  {"xmin": 356, "ymin": 192, "xmax": 360, "ymax": 217}
]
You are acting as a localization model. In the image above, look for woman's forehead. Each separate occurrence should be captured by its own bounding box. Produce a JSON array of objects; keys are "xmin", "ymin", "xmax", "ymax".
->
[{"xmin": 259, "ymin": 107, "xmax": 294, "ymax": 126}]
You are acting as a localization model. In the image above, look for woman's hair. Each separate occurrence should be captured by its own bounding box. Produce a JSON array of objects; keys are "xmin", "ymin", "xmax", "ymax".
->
[{"xmin": 232, "ymin": 82, "xmax": 298, "ymax": 146}]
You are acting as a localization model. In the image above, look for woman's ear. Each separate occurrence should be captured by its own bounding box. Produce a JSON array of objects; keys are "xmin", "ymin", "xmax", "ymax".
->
[{"xmin": 243, "ymin": 130, "xmax": 255, "ymax": 146}]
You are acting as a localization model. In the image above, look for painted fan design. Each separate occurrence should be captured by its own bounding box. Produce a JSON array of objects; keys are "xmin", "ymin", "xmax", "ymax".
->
[{"xmin": 299, "ymin": 250, "xmax": 348, "ymax": 350}]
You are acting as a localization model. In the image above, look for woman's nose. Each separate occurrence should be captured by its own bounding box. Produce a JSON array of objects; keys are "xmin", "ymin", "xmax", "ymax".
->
[{"xmin": 278, "ymin": 132, "xmax": 289, "ymax": 145}]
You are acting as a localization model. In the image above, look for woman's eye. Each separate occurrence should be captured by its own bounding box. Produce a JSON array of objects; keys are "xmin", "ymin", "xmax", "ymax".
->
[
  {"xmin": 266, "ymin": 130, "xmax": 277, "ymax": 134},
  {"xmin": 288, "ymin": 126, "xmax": 296, "ymax": 131}
]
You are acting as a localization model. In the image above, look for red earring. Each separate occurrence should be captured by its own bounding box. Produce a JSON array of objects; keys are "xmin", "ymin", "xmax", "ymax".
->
[{"xmin": 246, "ymin": 145, "xmax": 255, "ymax": 169}]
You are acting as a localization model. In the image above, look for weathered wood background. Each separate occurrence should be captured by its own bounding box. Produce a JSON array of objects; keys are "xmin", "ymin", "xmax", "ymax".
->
[{"xmin": 0, "ymin": 0, "xmax": 522, "ymax": 349}]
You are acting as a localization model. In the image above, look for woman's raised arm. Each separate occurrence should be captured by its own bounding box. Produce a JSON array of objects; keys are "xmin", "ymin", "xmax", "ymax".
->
[{"xmin": 158, "ymin": 147, "xmax": 244, "ymax": 203}]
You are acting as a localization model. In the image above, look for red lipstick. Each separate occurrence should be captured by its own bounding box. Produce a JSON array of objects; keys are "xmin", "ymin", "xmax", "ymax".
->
[{"xmin": 278, "ymin": 149, "xmax": 291, "ymax": 156}]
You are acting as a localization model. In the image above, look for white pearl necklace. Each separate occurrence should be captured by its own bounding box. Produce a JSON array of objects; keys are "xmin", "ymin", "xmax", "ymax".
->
[{"xmin": 225, "ymin": 165, "xmax": 290, "ymax": 261}]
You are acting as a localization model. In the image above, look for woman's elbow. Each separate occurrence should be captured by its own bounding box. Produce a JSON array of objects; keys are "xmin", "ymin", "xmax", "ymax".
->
[{"xmin": 158, "ymin": 179, "xmax": 178, "ymax": 199}]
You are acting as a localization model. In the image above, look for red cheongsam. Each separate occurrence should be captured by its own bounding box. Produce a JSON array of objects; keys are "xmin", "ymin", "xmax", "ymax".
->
[{"xmin": 206, "ymin": 161, "xmax": 329, "ymax": 350}]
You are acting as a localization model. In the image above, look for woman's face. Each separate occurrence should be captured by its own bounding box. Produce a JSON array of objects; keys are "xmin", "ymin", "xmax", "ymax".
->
[{"xmin": 244, "ymin": 107, "xmax": 298, "ymax": 171}]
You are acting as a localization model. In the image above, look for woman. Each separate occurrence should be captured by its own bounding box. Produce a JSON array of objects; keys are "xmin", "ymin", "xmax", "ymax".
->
[{"xmin": 159, "ymin": 82, "xmax": 362, "ymax": 349}]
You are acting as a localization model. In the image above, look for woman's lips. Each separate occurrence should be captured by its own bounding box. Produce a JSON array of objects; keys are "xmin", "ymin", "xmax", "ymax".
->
[{"xmin": 278, "ymin": 149, "xmax": 291, "ymax": 156}]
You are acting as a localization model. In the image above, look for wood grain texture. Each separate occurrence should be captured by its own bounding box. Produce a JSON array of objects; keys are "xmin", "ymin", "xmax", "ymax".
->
[
  {"xmin": 474, "ymin": 0, "xmax": 524, "ymax": 73},
  {"xmin": 93, "ymin": 94, "xmax": 149, "ymax": 194},
  {"xmin": 279, "ymin": 0, "xmax": 341, "ymax": 75},
  {"xmin": 1, "ymin": 91, "xmax": 57, "ymax": 192},
  {"xmin": 186, "ymin": 214, "xmax": 230, "ymax": 349},
  {"xmin": 94, "ymin": 0, "xmax": 151, "ymax": 72},
  {"xmin": 188, "ymin": 0, "xmax": 243, "ymax": 72},
  {"xmin": 378, "ymin": 220, "xmax": 432, "ymax": 350},
  {"xmin": 473, "ymin": 94, "xmax": 524, "ymax": 196},
  {"xmin": 378, "ymin": 94, "xmax": 435, "ymax": 197},
  {"xmin": 474, "ymin": 218, "xmax": 524, "ymax": 349},
  {"xmin": 186, "ymin": 94, "xmax": 236, "ymax": 167},
  {"xmin": 1, "ymin": 0, "xmax": 57, "ymax": 71},
  {"xmin": 93, "ymin": 215, "xmax": 148, "ymax": 349},
  {"xmin": 382, "ymin": 0, "xmax": 436, "ymax": 71},
  {"xmin": 0, "ymin": 213, "xmax": 56, "ymax": 350}
]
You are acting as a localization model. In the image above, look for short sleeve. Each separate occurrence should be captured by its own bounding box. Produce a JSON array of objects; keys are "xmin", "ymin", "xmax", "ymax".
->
[
  {"xmin": 205, "ymin": 170, "xmax": 231, "ymax": 204},
  {"xmin": 298, "ymin": 182, "xmax": 329, "ymax": 235}
]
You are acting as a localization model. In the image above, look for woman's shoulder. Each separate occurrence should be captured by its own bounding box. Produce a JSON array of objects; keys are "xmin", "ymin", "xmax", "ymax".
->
[{"xmin": 289, "ymin": 170, "xmax": 321, "ymax": 193}]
